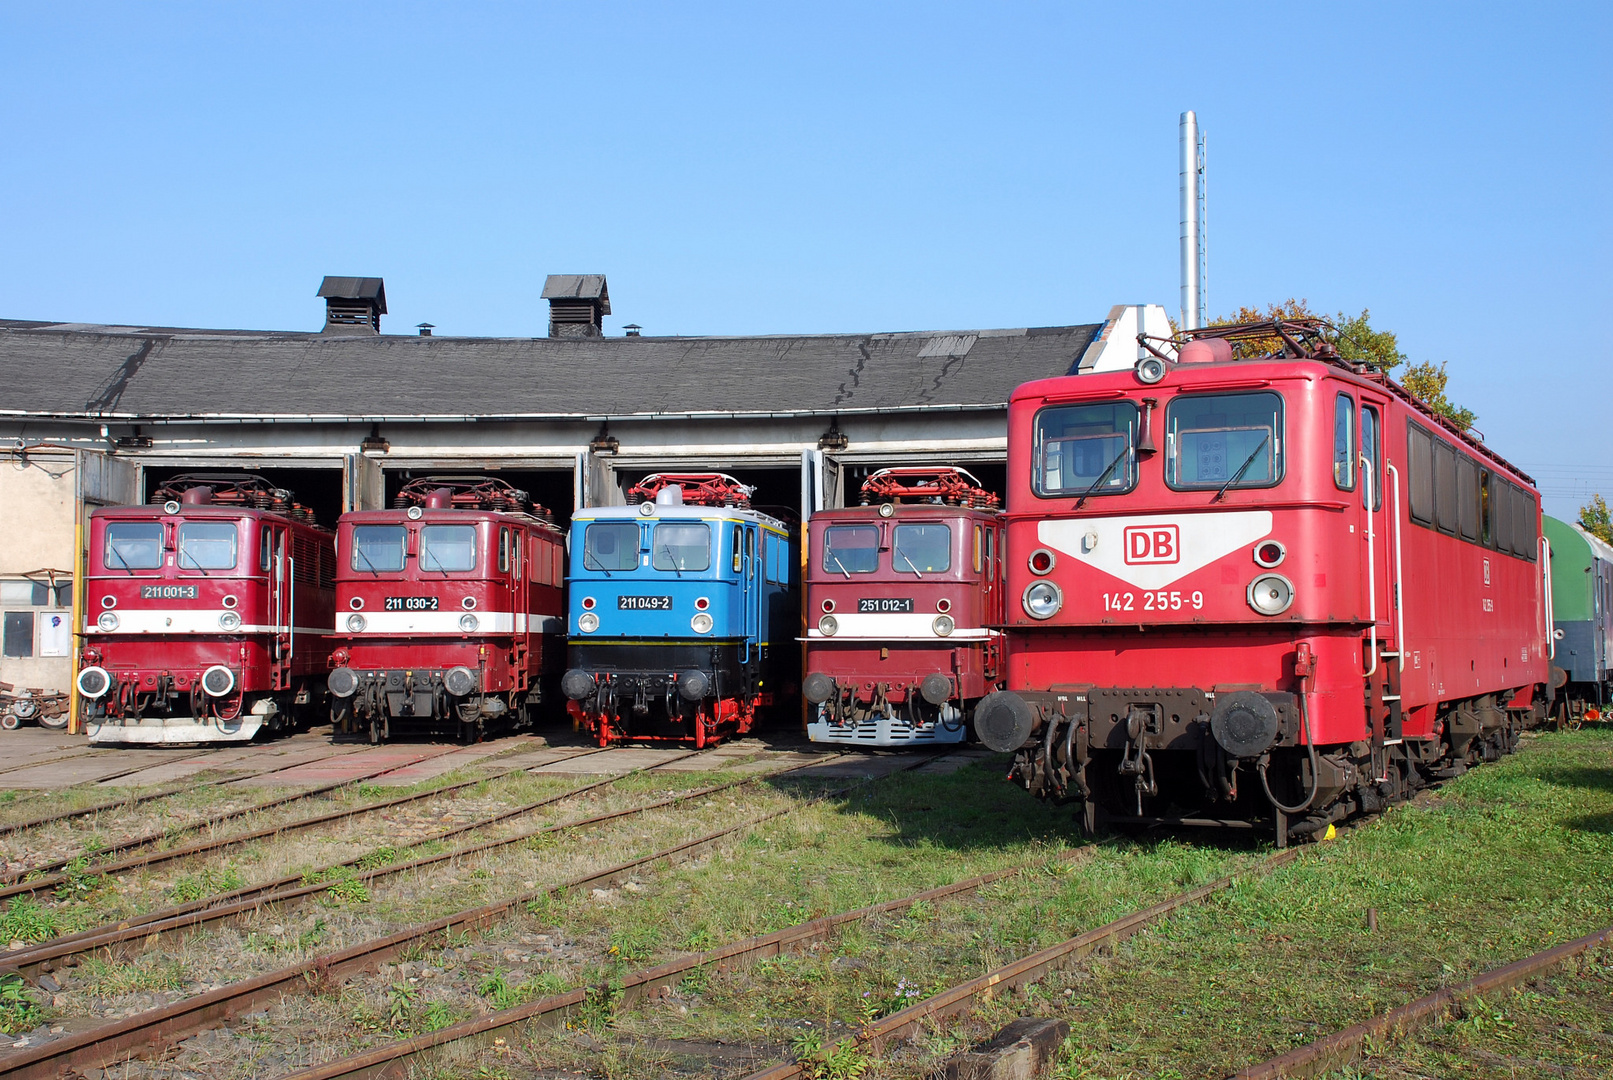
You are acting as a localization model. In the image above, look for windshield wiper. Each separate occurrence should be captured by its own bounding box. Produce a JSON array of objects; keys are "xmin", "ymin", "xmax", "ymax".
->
[
  {"xmin": 828, "ymin": 552, "xmax": 852, "ymax": 580},
  {"xmin": 177, "ymin": 546, "xmax": 209, "ymax": 576},
  {"xmin": 656, "ymin": 545, "xmax": 682, "ymax": 577},
  {"xmin": 354, "ymin": 546, "xmax": 382, "ymax": 575},
  {"xmin": 1075, "ymin": 447, "xmax": 1129, "ymax": 509},
  {"xmin": 1213, "ymin": 433, "xmax": 1270, "ymax": 502},
  {"xmin": 108, "ymin": 548, "xmax": 136, "ymax": 576},
  {"xmin": 894, "ymin": 547, "xmax": 923, "ymax": 579}
]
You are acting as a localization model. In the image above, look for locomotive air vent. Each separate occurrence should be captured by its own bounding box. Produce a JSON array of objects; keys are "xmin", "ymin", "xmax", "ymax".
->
[
  {"xmin": 542, "ymin": 274, "xmax": 610, "ymax": 338},
  {"xmin": 318, "ymin": 276, "xmax": 387, "ymax": 335}
]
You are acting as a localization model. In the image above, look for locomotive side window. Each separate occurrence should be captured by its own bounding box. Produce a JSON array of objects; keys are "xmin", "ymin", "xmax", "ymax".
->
[
  {"xmin": 1333, "ymin": 393, "xmax": 1355, "ymax": 490},
  {"xmin": 260, "ymin": 529, "xmax": 273, "ymax": 572},
  {"xmin": 893, "ymin": 523, "xmax": 950, "ymax": 575},
  {"xmin": 732, "ymin": 525, "xmax": 742, "ymax": 573},
  {"xmin": 1516, "ymin": 488, "xmax": 1537, "ymax": 561},
  {"xmin": 498, "ymin": 529, "xmax": 511, "ymax": 574},
  {"xmin": 1479, "ymin": 470, "xmax": 1493, "ymax": 547},
  {"xmin": 1165, "ymin": 392, "xmax": 1283, "ymax": 491},
  {"xmin": 103, "ymin": 522, "xmax": 164, "ymax": 570},
  {"xmin": 1407, "ymin": 424, "xmax": 1435, "ymax": 525},
  {"xmin": 351, "ymin": 525, "xmax": 406, "ymax": 573},
  {"xmin": 177, "ymin": 522, "xmax": 238, "ymax": 570},
  {"xmin": 1492, "ymin": 480, "xmax": 1513, "ymax": 554},
  {"xmin": 1033, "ymin": 402, "xmax": 1139, "ymax": 497},
  {"xmin": 1457, "ymin": 456, "xmax": 1480, "ymax": 541},
  {"xmin": 584, "ymin": 522, "xmax": 639, "ymax": 572},
  {"xmin": 1433, "ymin": 440, "xmax": 1459, "ymax": 535},
  {"xmin": 822, "ymin": 525, "xmax": 879, "ymax": 575},
  {"xmin": 973, "ymin": 525, "xmax": 983, "ymax": 574},
  {"xmin": 1361, "ymin": 405, "xmax": 1382, "ymax": 510},
  {"xmin": 652, "ymin": 522, "xmax": 711, "ymax": 572}
]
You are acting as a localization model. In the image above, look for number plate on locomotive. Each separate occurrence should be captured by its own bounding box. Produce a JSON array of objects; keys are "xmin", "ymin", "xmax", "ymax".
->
[
  {"xmin": 858, "ymin": 598, "xmax": 914, "ymax": 613},
  {"xmin": 140, "ymin": 584, "xmax": 197, "ymax": 600},
  {"xmin": 384, "ymin": 597, "xmax": 440, "ymax": 611},
  {"xmin": 618, "ymin": 596, "xmax": 673, "ymax": 610}
]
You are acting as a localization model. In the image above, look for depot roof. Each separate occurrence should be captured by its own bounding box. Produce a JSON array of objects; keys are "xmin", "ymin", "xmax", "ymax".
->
[{"xmin": 0, "ymin": 319, "xmax": 1102, "ymax": 422}]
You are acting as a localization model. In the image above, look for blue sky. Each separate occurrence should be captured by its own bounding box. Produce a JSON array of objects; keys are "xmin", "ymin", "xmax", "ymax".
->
[{"xmin": 2, "ymin": 2, "xmax": 1608, "ymax": 517}]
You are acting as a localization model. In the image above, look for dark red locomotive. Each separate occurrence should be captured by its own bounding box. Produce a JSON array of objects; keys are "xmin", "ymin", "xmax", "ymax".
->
[
  {"xmin": 976, "ymin": 321, "xmax": 1552, "ymax": 843},
  {"xmin": 803, "ymin": 468, "xmax": 1005, "ymax": 746},
  {"xmin": 77, "ymin": 474, "xmax": 336, "ymax": 745},
  {"xmin": 326, "ymin": 477, "xmax": 565, "ymax": 743}
]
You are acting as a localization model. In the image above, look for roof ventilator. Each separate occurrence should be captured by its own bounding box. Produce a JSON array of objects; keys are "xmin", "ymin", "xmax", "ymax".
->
[
  {"xmin": 318, "ymin": 276, "xmax": 387, "ymax": 335},
  {"xmin": 543, "ymin": 274, "xmax": 610, "ymax": 338}
]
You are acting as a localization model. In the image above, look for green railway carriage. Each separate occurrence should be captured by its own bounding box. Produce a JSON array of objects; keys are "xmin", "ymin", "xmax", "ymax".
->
[{"xmin": 1544, "ymin": 515, "xmax": 1613, "ymax": 717}]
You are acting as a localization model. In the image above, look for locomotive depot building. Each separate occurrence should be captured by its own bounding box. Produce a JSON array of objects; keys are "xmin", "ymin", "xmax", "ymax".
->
[{"xmin": 0, "ymin": 273, "xmax": 1171, "ymax": 700}]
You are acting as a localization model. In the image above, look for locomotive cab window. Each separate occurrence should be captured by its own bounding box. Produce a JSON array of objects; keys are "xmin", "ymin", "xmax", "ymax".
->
[
  {"xmin": 822, "ymin": 525, "xmax": 879, "ymax": 575},
  {"xmin": 103, "ymin": 522, "xmax": 164, "ymax": 570},
  {"xmin": 652, "ymin": 522, "xmax": 711, "ymax": 572},
  {"xmin": 892, "ymin": 523, "xmax": 950, "ymax": 575},
  {"xmin": 419, "ymin": 525, "xmax": 477, "ymax": 572},
  {"xmin": 584, "ymin": 521, "xmax": 639, "ymax": 572},
  {"xmin": 1033, "ymin": 401, "xmax": 1139, "ymax": 497},
  {"xmin": 1165, "ymin": 391, "xmax": 1283, "ymax": 491},
  {"xmin": 351, "ymin": 526, "xmax": 406, "ymax": 573},
  {"xmin": 177, "ymin": 522, "xmax": 237, "ymax": 571},
  {"xmin": 1333, "ymin": 393, "xmax": 1355, "ymax": 490}
]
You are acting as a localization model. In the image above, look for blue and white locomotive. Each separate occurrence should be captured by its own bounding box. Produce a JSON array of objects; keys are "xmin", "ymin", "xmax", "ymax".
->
[{"xmin": 560, "ymin": 473, "xmax": 796, "ymax": 746}]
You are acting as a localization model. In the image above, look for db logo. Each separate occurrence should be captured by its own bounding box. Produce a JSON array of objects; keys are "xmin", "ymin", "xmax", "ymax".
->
[{"xmin": 1123, "ymin": 524, "xmax": 1180, "ymax": 565}]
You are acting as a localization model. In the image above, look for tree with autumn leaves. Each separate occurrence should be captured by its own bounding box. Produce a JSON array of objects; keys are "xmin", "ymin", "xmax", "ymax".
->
[
  {"xmin": 1209, "ymin": 299, "xmax": 1477, "ymax": 430},
  {"xmin": 1580, "ymin": 494, "xmax": 1613, "ymax": 545}
]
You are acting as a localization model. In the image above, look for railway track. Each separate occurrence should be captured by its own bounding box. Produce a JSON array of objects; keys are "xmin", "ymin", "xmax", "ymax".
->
[
  {"xmin": 0, "ymin": 743, "xmax": 377, "ymax": 839},
  {"xmin": 0, "ymin": 745, "xmax": 468, "ymax": 893},
  {"xmin": 273, "ymin": 838, "xmax": 1108, "ymax": 1080},
  {"xmin": 0, "ymin": 746, "xmax": 914, "ymax": 1079},
  {"xmin": 2, "ymin": 747, "xmax": 734, "ymax": 976},
  {"xmin": 1230, "ymin": 924, "xmax": 1613, "ymax": 1079}
]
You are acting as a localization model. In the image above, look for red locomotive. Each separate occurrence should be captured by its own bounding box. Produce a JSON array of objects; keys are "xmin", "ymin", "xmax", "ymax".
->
[
  {"xmin": 327, "ymin": 477, "xmax": 565, "ymax": 743},
  {"xmin": 76, "ymin": 474, "xmax": 336, "ymax": 745},
  {"xmin": 976, "ymin": 320, "xmax": 1552, "ymax": 844},
  {"xmin": 803, "ymin": 467, "xmax": 1005, "ymax": 746}
]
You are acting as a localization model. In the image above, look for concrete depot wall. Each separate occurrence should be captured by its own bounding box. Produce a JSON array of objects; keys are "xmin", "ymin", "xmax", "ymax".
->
[{"xmin": 0, "ymin": 451, "xmax": 78, "ymax": 693}]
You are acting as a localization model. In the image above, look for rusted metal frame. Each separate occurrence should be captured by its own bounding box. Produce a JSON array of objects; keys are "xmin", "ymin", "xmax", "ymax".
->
[
  {"xmin": 276, "ymin": 839, "xmax": 1105, "ymax": 1080},
  {"xmin": 6, "ymin": 751, "xmax": 812, "ymax": 977},
  {"xmin": 1230, "ymin": 924, "xmax": 1613, "ymax": 1079},
  {"xmin": 740, "ymin": 848, "xmax": 1304, "ymax": 1080},
  {"xmin": 2, "ymin": 747, "xmax": 714, "ymax": 975},
  {"xmin": 0, "ymin": 752, "xmax": 885, "ymax": 1080},
  {"xmin": 0, "ymin": 744, "xmax": 379, "ymax": 845},
  {"xmin": 0, "ymin": 747, "xmax": 464, "ymax": 895}
]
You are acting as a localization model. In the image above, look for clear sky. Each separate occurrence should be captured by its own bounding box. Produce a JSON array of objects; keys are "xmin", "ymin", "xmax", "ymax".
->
[{"xmin": 2, "ymin": 2, "xmax": 1608, "ymax": 518}]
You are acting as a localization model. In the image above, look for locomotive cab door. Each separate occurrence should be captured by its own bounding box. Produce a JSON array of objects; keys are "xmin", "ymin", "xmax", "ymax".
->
[
  {"xmin": 742, "ymin": 524, "xmax": 759, "ymax": 662},
  {"xmin": 1355, "ymin": 394, "xmax": 1400, "ymax": 740},
  {"xmin": 266, "ymin": 523, "xmax": 291, "ymax": 690}
]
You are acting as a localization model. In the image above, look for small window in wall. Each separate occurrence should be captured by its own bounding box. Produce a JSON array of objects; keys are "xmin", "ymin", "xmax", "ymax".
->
[
  {"xmin": 1333, "ymin": 393, "xmax": 1355, "ymax": 490},
  {"xmin": 1457, "ymin": 456, "xmax": 1479, "ymax": 541},
  {"xmin": 2, "ymin": 612, "xmax": 34, "ymax": 658},
  {"xmin": 1433, "ymin": 441, "xmax": 1458, "ymax": 535},
  {"xmin": 0, "ymin": 582, "xmax": 48, "ymax": 606},
  {"xmin": 1407, "ymin": 424, "xmax": 1434, "ymax": 526},
  {"xmin": 53, "ymin": 582, "xmax": 72, "ymax": 610}
]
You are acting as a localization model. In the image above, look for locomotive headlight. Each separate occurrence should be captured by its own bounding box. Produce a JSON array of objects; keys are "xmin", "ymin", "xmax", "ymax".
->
[
  {"xmin": 1022, "ymin": 581, "xmax": 1063, "ymax": 620},
  {"xmin": 818, "ymin": 614, "xmax": 839, "ymax": 636},
  {"xmin": 691, "ymin": 612, "xmax": 714, "ymax": 634},
  {"xmin": 346, "ymin": 613, "xmax": 367, "ymax": 633},
  {"xmin": 97, "ymin": 611, "xmax": 120, "ymax": 632},
  {"xmin": 1135, "ymin": 356, "xmax": 1169, "ymax": 384},
  {"xmin": 1247, "ymin": 573, "xmax": 1295, "ymax": 616},
  {"xmin": 406, "ymin": 505, "xmax": 424, "ymax": 520},
  {"xmin": 932, "ymin": 614, "xmax": 955, "ymax": 636},
  {"xmin": 218, "ymin": 611, "xmax": 242, "ymax": 632},
  {"xmin": 578, "ymin": 612, "xmax": 600, "ymax": 633},
  {"xmin": 458, "ymin": 613, "xmax": 479, "ymax": 633}
]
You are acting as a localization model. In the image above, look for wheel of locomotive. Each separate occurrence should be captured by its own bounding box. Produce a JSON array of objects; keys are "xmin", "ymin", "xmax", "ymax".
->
[
  {"xmin": 0, "ymin": 713, "xmax": 18, "ymax": 731},
  {"xmin": 38, "ymin": 711, "xmax": 67, "ymax": 731}
]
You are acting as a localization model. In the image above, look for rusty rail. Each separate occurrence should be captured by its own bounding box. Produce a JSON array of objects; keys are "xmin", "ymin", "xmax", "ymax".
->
[
  {"xmin": 0, "ymin": 750, "xmax": 933, "ymax": 1079},
  {"xmin": 0, "ymin": 746, "xmax": 467, "ymax": 894},
  {"xmin": 740, "ymin": 847, "xmax": 1304, "ymax": 1080},
  {"xmin": 2, "ymin": 746, "xmax": 725, "ymax": 975},
  {"xmin": 1230, "ymin": 924, "xmax": 1613, "ymax": 1079},
  {"xmin": 277, "ymin": 841, "xmax": 1108, "ymax": 1079}
]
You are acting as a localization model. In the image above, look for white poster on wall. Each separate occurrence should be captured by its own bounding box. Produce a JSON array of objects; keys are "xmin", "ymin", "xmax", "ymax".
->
[{"xmin": 38, "ymin": 612, "xmax": 70, "ymax": 657}]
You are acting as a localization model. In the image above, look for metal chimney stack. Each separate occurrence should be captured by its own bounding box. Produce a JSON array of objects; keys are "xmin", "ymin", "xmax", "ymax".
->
[{"xmin": 1179, "ymin": 111, "xmax": 1207, "ymax": 329}]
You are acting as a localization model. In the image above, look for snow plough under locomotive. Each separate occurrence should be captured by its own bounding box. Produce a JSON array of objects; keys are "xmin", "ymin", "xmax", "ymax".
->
[
  {"xmin": 975, "ymin": 320, "xmax": 1554, "ymax": 844},
  {"xmin": 326, "ymin": 477, "xmax": 566, "ymax": 743},
  {"xmin": 804, "ymin": 467, "xmax": 1004, "ymax": 746},
  {"xmin": 77, "ymin": 474, "xmax": 335, "ymax": 745},
  {"xmin": 561, "ymin": 473, "xmax": 795, "ymax": 746}
]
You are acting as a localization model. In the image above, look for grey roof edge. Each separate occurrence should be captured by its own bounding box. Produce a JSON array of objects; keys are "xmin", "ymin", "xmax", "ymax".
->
[{"xmin": 0, "ymin": 402, "xmax": 1009, "ymax": 425}]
